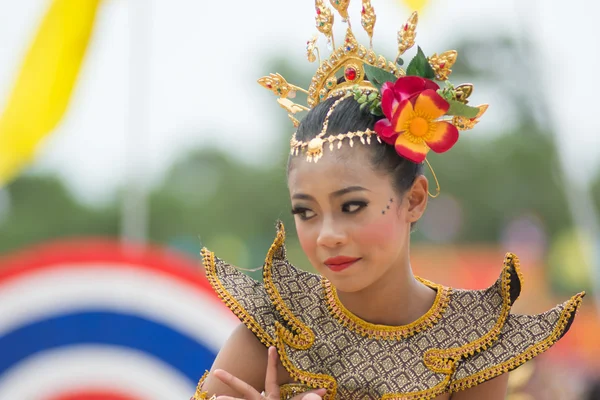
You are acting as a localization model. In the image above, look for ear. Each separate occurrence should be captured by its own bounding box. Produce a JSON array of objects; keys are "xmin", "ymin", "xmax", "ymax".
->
[{"xmin": 406, "ymin": 175, "xmax": 428, "ymax": 224}]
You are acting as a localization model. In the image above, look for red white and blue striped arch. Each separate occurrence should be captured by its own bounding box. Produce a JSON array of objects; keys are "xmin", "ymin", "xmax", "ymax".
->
[{"xmin": 0, "ymin": 239, "xmax": 237, "ymax": 399}]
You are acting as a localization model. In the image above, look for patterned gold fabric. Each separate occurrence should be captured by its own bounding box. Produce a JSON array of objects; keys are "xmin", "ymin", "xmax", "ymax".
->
[{"xmin": 198, "ymin": 222, "xmax": 584, "ymax": 400}]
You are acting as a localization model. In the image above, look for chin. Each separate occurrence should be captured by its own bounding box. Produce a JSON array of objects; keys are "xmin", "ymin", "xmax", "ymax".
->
[
  {"xmin": 318, "ymin": 268, "xmax": 371, "ymax": 293},
  {"xmin": 330, "ymin": 276, "xmax": 371, "ymax": 293}
]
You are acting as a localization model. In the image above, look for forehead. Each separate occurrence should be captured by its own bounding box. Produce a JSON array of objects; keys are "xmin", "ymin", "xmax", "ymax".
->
[{"xmin": 288, "ymin": 145, "xmax": 390, "ymax": 195}]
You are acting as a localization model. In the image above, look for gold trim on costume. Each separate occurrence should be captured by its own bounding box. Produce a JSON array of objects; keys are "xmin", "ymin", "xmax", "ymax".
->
[
  {"xmin": 423, "ymin": 253, "xmax": 521, "ymax": 374},
  {"xmin": 381, "ymin": 376, "xmax": 451, "ymax": 400},
  {"xmin": 201, "ymin": 248, "xmax": 276, "ymax": 347},
  {"xmin": 191, "ymin": 370, "xmax": 209, "ymax": 400},
  {"xmin": 323, "ymin": 276, "xmax": 451, "ymax": 340},
  {"xmin": 275, "ymin": 327, "xmax": 338, "ymax": 400},
  {"xmin": 449, "ymin": 291, "xmax": 585, "ymax": 392},
  {"xmin": 280, "ymin": 383, "xmax": 314, "ymax": 400},
  {"xmin": 263, "ymin": 223, "xmax": 315, "ymax": 350}
]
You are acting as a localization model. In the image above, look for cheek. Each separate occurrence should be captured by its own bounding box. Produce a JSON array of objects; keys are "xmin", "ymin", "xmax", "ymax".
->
[
  {"xmin": 354, "ymin": 212, "xmax": 405, "ymax": 249},
  {"xmin": 296, "ymin": 223, "xmax": 317, "ymax": 259}
]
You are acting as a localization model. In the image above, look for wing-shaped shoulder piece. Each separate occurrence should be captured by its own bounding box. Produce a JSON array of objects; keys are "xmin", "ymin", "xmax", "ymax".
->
[
  {"xmin": 263, "ymin": 221, "xmax": 322, "ymax": 350},
  {"xmin": 446, "ymin": 256, "xmax": 585, "ymax": 393},
  {"xmin": 423, "ymin": 253, "xmax": 524, "ymax": 374},
  {"xmin": 201, "ymin": 221, "xmax": 318, "ymax": 349},
  {"xmin": 201, "ymin": 244, "xmax": 279, "ymax": 347}
]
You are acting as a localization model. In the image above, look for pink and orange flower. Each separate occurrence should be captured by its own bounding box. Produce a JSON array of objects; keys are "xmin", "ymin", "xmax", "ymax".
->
[{"xmin": 374, "ymin": 76, "xmax": 459, "ymax": 163}]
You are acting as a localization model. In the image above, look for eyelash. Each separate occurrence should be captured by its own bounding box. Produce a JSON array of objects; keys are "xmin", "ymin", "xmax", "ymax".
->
[{"xmin": 291, "ymin": 201, "xmax": 369, "ymax": 220}]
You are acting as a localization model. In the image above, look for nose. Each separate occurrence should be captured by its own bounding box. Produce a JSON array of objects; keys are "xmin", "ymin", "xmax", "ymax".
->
[{"xmin": 316, "ymin": 217, "xmax": 347, "ymax": 248}]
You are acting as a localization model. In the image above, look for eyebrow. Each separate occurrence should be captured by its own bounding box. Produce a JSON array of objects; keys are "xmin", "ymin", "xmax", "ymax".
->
[{"xmin": 292, "ymin": 186, "xmax": 370, "ymax": 201}]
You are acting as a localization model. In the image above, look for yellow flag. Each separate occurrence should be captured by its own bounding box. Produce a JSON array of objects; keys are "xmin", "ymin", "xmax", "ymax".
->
[
  {"xmin": 0, "ymin": 0, "xmax": 102, "ymax": 186},
  {"xmin": 401, "ymin": 0, "xmax": 429, "ymax": 12}
]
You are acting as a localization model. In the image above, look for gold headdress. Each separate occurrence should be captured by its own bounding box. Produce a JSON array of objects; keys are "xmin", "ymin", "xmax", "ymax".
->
[{"xmin": 258, "ymin": 1, "xmax": 488, "ymax": 166}]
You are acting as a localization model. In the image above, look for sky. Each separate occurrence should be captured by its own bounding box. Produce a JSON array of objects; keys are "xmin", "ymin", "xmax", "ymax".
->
[{"xmin": 0, "ymin": 0, "xmax": 599, "ymax": 204}]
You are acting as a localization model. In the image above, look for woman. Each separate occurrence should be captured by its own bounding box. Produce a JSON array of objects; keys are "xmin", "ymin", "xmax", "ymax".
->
[{"xmin": 191, "ymin": 5, "xmax": 584, "ymax": 400}]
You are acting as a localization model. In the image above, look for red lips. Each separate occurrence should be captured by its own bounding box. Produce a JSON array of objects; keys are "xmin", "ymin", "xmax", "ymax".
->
[{"xmin": 324, "ymin": 256, "xmax": 361, "ymax": 272}]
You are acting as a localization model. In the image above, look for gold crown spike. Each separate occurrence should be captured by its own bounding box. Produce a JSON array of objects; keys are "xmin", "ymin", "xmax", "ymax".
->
[
  {"xmin": 454, "ymin": 83, "xmax": 474, "ymax": 104},
  {"xmin": 278, "ymin": 98, "xmax": 309, "ymax": 114},
  {"xmin": 258, "ymin": 73, "xmax": 308, "ymax": 99},
  {"xmin": 315, "ymin": 0, "xmax": 335, "ymax": 48},
  {"xmin": 428, "ymin": 50, "xmax": 457, "ymax": 81},
  {"xmin": 344, "ymin": 27, "xmax": 359, "ymax": 51},
  {"xmin": 306, "ymin": 35, "xmax": 320, "ymax": 63},
  {"xmin": 306, "ymin": 26, "xmax": 401, "ymax": 108},
  {"xmin": 329, "ymin": 0, "xmax": 350, "ymax": 22},
  {"xmin": 452, "ymin": 104, "xmax": 488, "ymax": 130},
  {"xmin": 397, "ymin": 11, "xmax": 418, "ymax": 58},
  {"xmin": 361, "ymin": 0, "xmax": 376, "ymax": 48}
]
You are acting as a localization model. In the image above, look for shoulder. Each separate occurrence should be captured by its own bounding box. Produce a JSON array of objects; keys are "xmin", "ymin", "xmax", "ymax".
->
[{"xmin": 450, "ymin": 373, "xmax": 509, "ymax": 400}]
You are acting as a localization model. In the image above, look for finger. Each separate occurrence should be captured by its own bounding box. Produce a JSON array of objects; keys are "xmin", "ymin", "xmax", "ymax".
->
[
  {"xmin": 301, "ymin": 394, "xmax": 323, "ymax": 400},
  {"xmin": 264, "ymin": 347, "xmax": 280, "ymax": 397},
  {"xmin": 212, "ymin": 369, "xmax": 261, "ymax": 399},
  {"xmin": 214, "ymin": 397, "xmax": 243, "ymax": 400}
]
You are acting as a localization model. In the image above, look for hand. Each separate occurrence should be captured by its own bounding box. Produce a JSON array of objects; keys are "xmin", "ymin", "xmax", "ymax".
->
[{"xmin": 212, "ymin": 346, "xmax": 326, "ymax": 400}]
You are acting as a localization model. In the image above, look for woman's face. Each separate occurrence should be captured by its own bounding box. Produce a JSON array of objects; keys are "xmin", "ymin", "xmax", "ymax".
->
[{"xmin": 287, "ymin": 145, "xmax": 427, "ymax": 293}]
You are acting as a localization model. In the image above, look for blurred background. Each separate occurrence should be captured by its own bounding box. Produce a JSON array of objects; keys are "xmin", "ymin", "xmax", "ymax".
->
[{"xmin": 0, "ymin": 0, "xmax": 599, "ymax": 399}]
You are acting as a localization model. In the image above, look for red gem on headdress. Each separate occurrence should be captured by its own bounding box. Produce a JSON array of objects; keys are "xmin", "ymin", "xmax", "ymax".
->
[
  {"xmin": 404, "ymin": 24, "xmax": 408, "ymax": 31},
  {"xmin": 362, "ymin": 6, "xmax": 365, "ymax": 13},
  {"xmin": 440, "ymin": 63, "xmax": 445, "ymax": 69},
  {"xmin": 345, "ymin": 67, "xmax": 357, "ymax": 81},
  {"xmin": 316, "ymin": 8, "xmax": 321, "ymax": 14}
]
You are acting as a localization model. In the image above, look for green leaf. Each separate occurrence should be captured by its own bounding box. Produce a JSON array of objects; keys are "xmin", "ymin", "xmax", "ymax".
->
[
  {"xmin": 446, "ymin": 100, "xmax": 480, "ymax": 118},
  {"xmin": 367, "ymin": 92, "xmax": 378, "ymax": 102},
  {"xmin": 363, "ymin": 64, "xmax": 397, "ymax": 91},
  {"xmin": 406, "ymin": 47, "xmax": 435, "ymax": 79}
]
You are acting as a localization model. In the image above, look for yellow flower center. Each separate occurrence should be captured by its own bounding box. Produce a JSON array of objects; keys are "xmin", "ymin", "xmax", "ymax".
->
[{"xmin": 408, "ymin": 117, "xmax": 429, "ymax": 137}]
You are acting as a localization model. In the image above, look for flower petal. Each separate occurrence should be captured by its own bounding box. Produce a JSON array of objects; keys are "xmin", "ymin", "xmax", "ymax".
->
[
  {"xmin": 381, "ymin": 82, "xmax": 399, "ymax": 118},
  {"xmin": 374, "ymin": 119, "xmax": 398, "ymax": 145},
  {"xmin": 426, "ymin": 121, "xmax": 459, "ymax": 153},
  {"xmin": 423, "ymin": 79, "xmax": 441, "ymax": 92},
  {"xmin": 393, "ymin": 76, "xmax": 439, "ymax": 103},
  {"xmin": 395, "ymin": 134, "xmax": 429, "ymax": 163},
  {"xmin": 414, "ymin": 90, "xmax": 449, "ymax": 119},
  {"xmin": 392, "ymin": 99, "xmax": 414, "ymax": 132}
]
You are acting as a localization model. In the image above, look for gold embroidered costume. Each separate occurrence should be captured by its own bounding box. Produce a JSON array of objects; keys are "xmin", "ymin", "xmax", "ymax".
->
[{"xmin": 193, "ymin": 223, "xmax": 584, "ymax": 400}]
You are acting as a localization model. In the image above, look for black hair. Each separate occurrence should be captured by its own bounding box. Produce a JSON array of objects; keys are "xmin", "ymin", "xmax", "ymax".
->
[{"xmin": 288, "ymin": 95, "xmax": 424, "ymax": 199}]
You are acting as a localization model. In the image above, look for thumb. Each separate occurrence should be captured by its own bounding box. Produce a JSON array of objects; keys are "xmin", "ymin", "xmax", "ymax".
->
[{"xmin": 303, "ymin": 388, "xmax": 326, "ymax": 399}]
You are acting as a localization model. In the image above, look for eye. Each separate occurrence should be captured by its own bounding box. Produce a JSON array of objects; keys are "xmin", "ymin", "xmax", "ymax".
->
[
  {"xmin": 291, "ymin": 207, "xmax": 316, "ymax": 220},
  {"xmin": 342, "ymin": 201, "xmax": 368, "ymax": 213}
]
